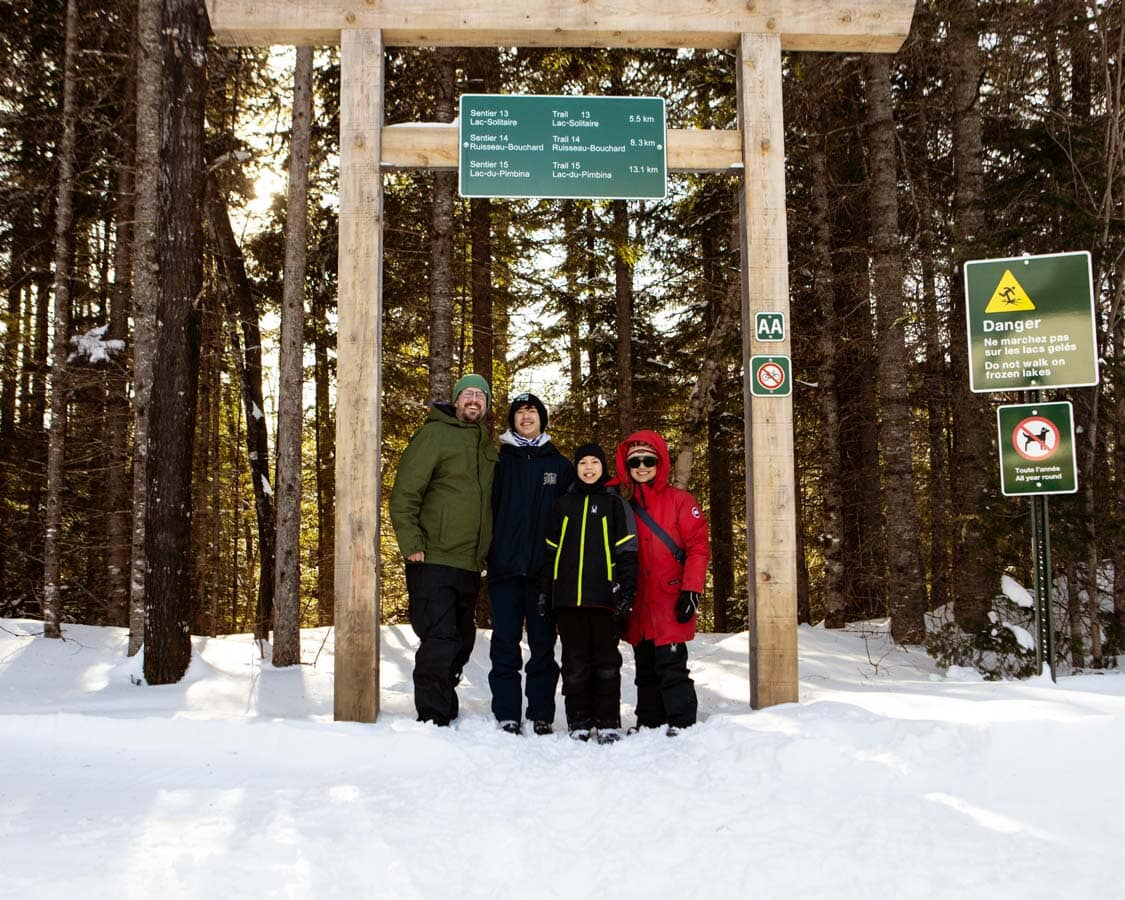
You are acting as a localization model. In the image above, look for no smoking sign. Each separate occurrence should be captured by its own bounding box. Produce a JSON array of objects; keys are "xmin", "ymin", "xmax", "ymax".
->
[{"xmin": 750, "ymin": 355, "xmax": 791, "ymax": 397}]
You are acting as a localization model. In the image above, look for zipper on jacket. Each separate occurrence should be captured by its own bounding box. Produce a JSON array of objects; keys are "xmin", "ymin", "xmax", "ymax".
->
[
  {"xmin": 553, "ymin": 517, "xmax": 569, "ymax": 582},
  {"xmin": 602, "ymin": 517, "xmax": 612, "ymax": 581},
  {"xmin": 576, "ymin": 496, "xmax": 589, "ymax": 605}
]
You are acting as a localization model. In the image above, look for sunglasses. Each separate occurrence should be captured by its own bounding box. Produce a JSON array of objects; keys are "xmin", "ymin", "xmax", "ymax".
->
[{"xmin": 627, "ymin": 455, "xmax": 659, "ymax": 469}]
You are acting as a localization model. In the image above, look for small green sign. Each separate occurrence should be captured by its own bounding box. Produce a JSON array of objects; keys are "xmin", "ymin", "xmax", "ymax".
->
[
  {"xmin": 997, "ymin": 401, "xmax": 1078, "ymax": 496},
  {"xmin": 458, "ymin": 94, "xmax": 666, "ymax": 200},
  {"xmin": 750, "ymin": 355, "xmax": 791, "ymax": 397},
  {"xmin": 755, "ymin": 312, "xmax": 785, "ymax": 342},
  {"xmin": 964, "ymin": 251, "xmax": 1099, "ymax": 392}
]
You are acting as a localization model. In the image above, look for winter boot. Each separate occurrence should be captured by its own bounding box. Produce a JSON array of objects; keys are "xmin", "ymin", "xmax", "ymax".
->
[
  {"xmin": 499, "ymin": 720, "xmax": 521, "ymax": 735},
  {"xmin": 532, "ymin": 720, "xmax": 554, "ymax": 736},
  {"xmin": 596, "ymin": 728, "xmax": 622, "ymax": 745},
  {"xmin": 568, "ymin": 727, "xmax": 592, "ymax": 742}
]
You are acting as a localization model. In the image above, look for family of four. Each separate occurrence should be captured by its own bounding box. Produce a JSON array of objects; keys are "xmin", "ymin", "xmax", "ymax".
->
[{"xmin": 389, "ymin": 374, "xmax": 710, "ymax": 743}]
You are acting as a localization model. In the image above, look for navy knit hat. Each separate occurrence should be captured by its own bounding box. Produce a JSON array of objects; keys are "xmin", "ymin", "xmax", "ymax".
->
[{"xmin": 507, "ymin": 392, "xmax": 548, "ymax": 432}]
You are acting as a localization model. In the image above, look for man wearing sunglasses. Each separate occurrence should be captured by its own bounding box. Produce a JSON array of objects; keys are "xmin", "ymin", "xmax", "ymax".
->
[
  {"xmin": 390, "ymin": 373, "xmax": 499, "ymax": 726},
  {"xmin": 612, "ymin": 430, "xmax": 710, "ymax": 735}
]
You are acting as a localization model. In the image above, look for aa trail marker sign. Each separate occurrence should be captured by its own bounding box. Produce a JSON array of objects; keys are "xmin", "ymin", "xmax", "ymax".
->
[
  {"xmin": 964, "ymin": 251, "xmax": 1099, "ymax": 392},
  {"xmin": 755, "ymin": 311, "xmax": 785, "ymax": 342}
]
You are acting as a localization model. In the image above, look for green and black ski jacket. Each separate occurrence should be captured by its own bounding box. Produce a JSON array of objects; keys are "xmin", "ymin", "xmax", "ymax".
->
[{"xmin": 542, "ymin": 483, "xmax": 637, "ymax": 611}]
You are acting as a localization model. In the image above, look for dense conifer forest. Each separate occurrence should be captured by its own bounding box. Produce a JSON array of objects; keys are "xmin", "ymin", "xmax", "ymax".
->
[{"xmin": 1, "ymin": 1, "xmax": 1121, "ymax": 677}]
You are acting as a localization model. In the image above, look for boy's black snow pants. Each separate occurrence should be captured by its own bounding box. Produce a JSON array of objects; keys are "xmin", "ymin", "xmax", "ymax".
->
[{"xmin": 556, "ymin": 607, "xmax": 622, "ymax": 730}]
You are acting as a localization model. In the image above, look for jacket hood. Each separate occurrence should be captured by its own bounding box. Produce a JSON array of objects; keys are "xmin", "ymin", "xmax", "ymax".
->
[
  {"xmin": 612, "ymin": 429, "xmax": 671, "ymax": 493},
  {"xmin": 428, "ymin": 402, "xmax": 482, "ymax": 428}
]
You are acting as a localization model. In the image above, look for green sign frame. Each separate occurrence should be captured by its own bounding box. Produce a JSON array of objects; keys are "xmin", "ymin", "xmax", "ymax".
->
[
  {"xmin": 755, "ymin": 311, "xmax": 786, "ymax": 342},
  {"xmin": 996, "ymin": 401, "xmax": 1078, "ymax": 496},
  {"xmin": 458, "ymin": 94, "xmax": 667, "ymax": 200},
  {"xmin": 964, "ymin": 251, "xmax": 1099, "ymax": 393},
  {"xmin": 749, "ymin": 355, "xmax": 791, "ymax": 397}
]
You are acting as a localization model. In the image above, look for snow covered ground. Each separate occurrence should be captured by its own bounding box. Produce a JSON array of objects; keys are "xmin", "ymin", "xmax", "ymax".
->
[{"xmin": 1, "ymin": 617, "xmax": 1122, "ymax": 900}]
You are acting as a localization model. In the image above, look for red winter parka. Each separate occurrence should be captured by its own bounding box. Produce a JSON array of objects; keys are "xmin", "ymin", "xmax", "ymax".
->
[{"xmin": 612, "ymin": 431, "xmax": 710, "ymax": 647}]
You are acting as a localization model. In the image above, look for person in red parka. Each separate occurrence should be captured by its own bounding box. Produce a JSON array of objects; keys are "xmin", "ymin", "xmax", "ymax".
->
[{"xmin": 612, "ymin": 430, "xmax": 710, "ymax": 735}]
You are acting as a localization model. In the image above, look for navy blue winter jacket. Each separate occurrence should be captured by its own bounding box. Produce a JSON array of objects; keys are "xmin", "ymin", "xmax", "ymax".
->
[{"xmin": 487, "ymin": 434, "xmax": 576, "ymax": 582}]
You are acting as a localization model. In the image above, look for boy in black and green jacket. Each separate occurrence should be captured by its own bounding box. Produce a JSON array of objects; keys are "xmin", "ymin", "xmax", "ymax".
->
[{"xmin": 540, "ymin": 443, "xmax": 637, "ymax": 743}]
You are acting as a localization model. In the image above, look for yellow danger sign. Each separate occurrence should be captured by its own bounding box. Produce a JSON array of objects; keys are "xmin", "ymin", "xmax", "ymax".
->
[{"xmin": 984, "ymin": 269, "xmax": 1037, "ymax": 313}]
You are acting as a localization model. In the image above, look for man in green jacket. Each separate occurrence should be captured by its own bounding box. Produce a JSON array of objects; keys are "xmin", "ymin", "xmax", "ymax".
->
[{"xmin": 390, "ymin": 374, "xmax": 498, "ymax": 725}]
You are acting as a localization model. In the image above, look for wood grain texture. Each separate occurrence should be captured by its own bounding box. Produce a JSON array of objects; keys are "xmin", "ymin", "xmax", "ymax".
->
[
  {"xmin": 737, "ymin": 32, "xmax": 799, "ymax": 709},
  {"xmin": 333, "ymin": 28, "xmax": 384, "ymax": 723},
  {"xmin": 206, "ymin": 0, "xmax": 915, "ymax": 52},
  {"xmin": 381, "ymin": 124, "xmax": 743, "ymax": 172}
]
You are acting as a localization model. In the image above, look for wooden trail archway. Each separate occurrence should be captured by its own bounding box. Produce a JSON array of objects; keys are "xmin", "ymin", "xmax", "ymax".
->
[{"xmin": 205, "ymin": 0, "xmax": 915, "ymax": 721}]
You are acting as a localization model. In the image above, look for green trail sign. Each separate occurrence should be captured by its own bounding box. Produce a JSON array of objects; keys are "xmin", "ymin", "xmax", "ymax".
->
[
  {"xmin": 964, "ymin": 251, "xmax": 1099, "ymax": 392},
  {"xmin": 755, "ymin": 312, "xmax": 786, "ymax": 342},
  {"xmin": 997, "ymin": 401, "xmax": 1078, "ymax": 496},
  {"xmin": 749, "ymin": 355, "xmax": 791, "ymax": 397},
  {"xmin": 458, "ymin": 94, "xmax": 666, "ymax": 200}
]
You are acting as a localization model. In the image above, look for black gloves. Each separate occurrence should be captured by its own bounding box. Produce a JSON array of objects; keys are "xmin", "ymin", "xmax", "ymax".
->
[
  {"xmin": 675, "ymin": 590, "xmax": 700, "ymax": 623},
  {"xmin": 537, "ymin": 592, "xmax": 550, "ymax": 618},
  {"xmin": 612, "ymin": 582, "xmax": 634, "ymax": 622}
]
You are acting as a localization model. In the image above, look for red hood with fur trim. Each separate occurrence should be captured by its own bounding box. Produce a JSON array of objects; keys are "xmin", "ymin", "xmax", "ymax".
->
[{"xmin": 611, "ymin": 429, "xmax": 671, "ymax": 491}]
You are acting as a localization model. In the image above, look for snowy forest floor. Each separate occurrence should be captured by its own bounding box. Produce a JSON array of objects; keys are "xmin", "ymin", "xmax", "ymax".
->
[{"xmin": 1, "ymin": 617, "xmax": 1123, "ymax": 900}]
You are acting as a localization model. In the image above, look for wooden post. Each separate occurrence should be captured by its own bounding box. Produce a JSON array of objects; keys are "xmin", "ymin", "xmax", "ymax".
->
[
  {"xmin": 333, "ymin": 29, "xmax": 384, "ymax": 722},
  {"xmin": 737, "ymin": 32, "xmax": 799, "ymax": 707}
]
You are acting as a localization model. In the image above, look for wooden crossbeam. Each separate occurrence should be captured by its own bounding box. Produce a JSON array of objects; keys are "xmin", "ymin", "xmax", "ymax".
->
[
  {"xmin": 381, "ymin": 123, "xmax": 742, "ymax": 172},
  {"xmin": 206, "ymin": 0, "xmax": 915, "ymax": 53}
]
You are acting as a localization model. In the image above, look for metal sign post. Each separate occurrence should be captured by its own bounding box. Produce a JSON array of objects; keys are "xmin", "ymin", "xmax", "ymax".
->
[
  {"xmin": 967, "ymin": 251, "xmax": 1099, "ymax": 682},
  {"xmin": 1029, "ymin": 487, "xmax": 1056, "ymax": 680}
]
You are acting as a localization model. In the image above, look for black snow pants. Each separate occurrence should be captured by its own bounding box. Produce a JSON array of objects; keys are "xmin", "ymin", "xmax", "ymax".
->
[
  {"xmin": 556, "ymin": 607, "xmax": 622, "ymax": 730},
  {"xmin": 632, "ymin": 638, "xmax": 697, "ymax": 729},
  {"xmin": 406, "ymin": 562, "xmax": 479, "ymax": 725}
]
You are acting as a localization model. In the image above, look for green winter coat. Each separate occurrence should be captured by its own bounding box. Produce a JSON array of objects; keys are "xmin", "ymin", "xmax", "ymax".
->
[{"xmin": 389, "ymin": 403, "xmax": 498, "ymax": 572}]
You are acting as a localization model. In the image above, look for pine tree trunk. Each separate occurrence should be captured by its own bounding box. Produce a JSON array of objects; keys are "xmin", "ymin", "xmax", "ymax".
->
[
  {"xmin": 671, "ymin": 220, "xmax": 737, "ymax": 491},
  {"xmin": 864, "ymin": 53, "xmax": 926, "ymax": 643},
  {"xmin": 205, "ymin": 179, "xmax": 276, "ymax": 643},
  {"xmin": 947, "ymin": 0, "xmax": 996, "ymax": 633},
  {"xmin": 584, "ymin": 207, "xmax": 599, "ymax": 432},
  {"xmin": 915, "ymin": 151, "xmax": 951, "ymax": 613},
  {"xmin": 129, "ymin": 0, "xmax": 162, "ymax": 656},
  {"xmin": 612, "ymin": 199, "xmax": 635, "ymax": 437},
  {"xmin": 272, "ymin": 46, "xmax": 313, "ymax": 668},
  {"xmin": 1115, "ymin": 291, "xmax": 1125, "ymax": 637},
  {"xmin": 707, "ymin": 368, "xmax": 735, "ymax": 633},
  {"xmin": 106, "ymin": 30, "xmax": 137, "ymax": 629},
  {"xmin": 470, "ymin": 198, "xmax": 492, "ymax": 402},
  {"xmin": 563, "ymin": 202, "xmax": 583, "ymax": 406},
  {"xmin": 313, "ymin": 281, "xmax": 335, "ymax": 627},
  {"xmin": 806, "ymin": 71, "xmax": 847, "ymax": 629},
  {"xmin": 428, "ymin": 48, "xmax": 457, "ymax": 403},
  {"xmin": 42, "ymin": 0, "xmax": 80, "ymax": 640},
  {"xmin": 143, "ymin": 0, "xmax": 208, "ymax": 684},
  {"xmin": 192, "ymin": 306, "xmax": 221, "ymax": 636}
]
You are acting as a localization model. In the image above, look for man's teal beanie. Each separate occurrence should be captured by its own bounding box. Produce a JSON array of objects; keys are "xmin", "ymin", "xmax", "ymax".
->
[{"xmin": 452, "ymin": 373, "xmax": 491, "ymax": 408}]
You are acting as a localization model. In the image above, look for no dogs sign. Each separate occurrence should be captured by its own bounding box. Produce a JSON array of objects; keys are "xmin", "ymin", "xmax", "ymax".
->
[{"xmin": 996, "ymin": 402, "xmax": 1077, "ymax": 496}]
